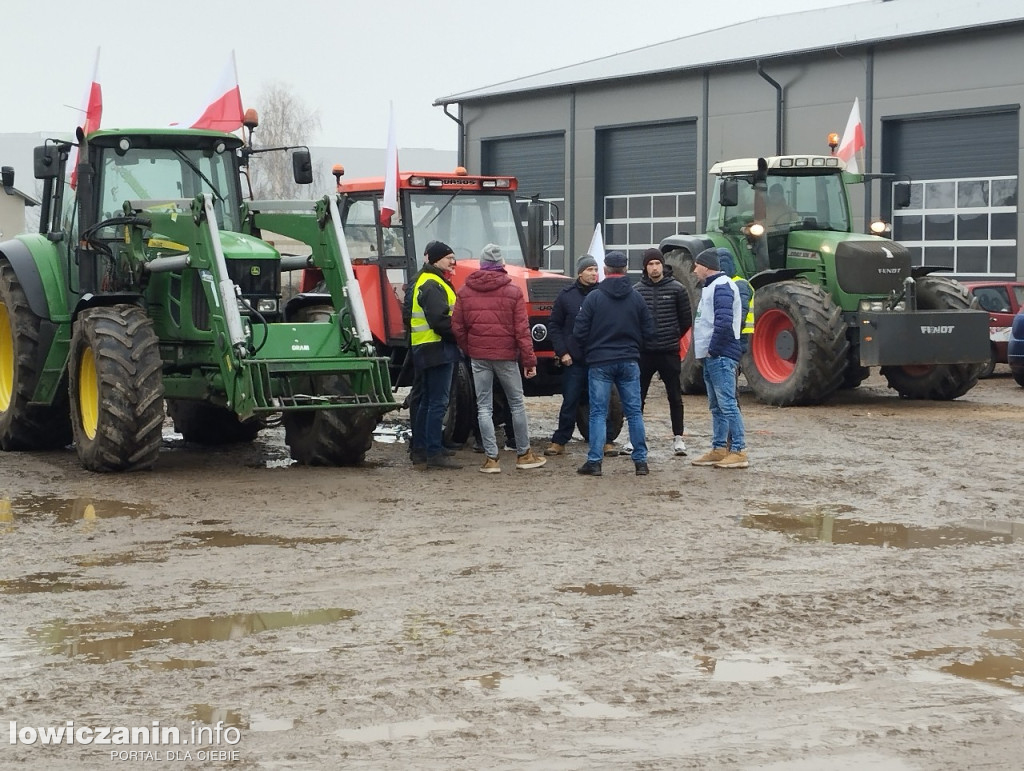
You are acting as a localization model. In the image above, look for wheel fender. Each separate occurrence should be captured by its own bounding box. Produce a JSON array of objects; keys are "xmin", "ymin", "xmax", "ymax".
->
[
  {"xmin": 0, "ymin": 237, "xmax": 64, "ymax": 320},
  {"xmin": 749, "ymin": 267, "xmax": 817, "ymax": 291},
  {"xmin": 658, "ymin": 234, "xmax": 713, "ymax": 257}
]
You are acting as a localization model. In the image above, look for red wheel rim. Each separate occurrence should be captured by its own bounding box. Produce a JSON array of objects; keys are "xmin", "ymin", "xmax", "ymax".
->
[{"xmin": 753, "ymin": 308, "xmax": 797, "ymax": 383}]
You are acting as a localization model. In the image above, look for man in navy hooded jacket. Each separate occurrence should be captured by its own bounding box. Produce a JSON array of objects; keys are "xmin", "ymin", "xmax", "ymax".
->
[{"xmin": 573, "ymin": 250, "xmax": 655, "ymax": 476}]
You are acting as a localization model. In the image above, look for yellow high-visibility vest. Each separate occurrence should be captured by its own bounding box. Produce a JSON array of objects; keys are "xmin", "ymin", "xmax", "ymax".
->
[
  {"xmin": 409, "ymin": 271, "xmax": 456, "ymax": 346},
  {"xmin": 732, "ymin": 274, "xmax": 755, "ymax": 335}
]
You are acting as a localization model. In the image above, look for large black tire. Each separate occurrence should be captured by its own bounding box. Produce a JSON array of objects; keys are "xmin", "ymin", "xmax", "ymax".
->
[
  {"xmin": 662, "ymin": 248, "xmax": 705, "ymax": 394},
  {"xmin": 69, "ymin": 305, "xmax": 165, "ymax": 472},
  {"xmin": 742, "ymin": 280, "xmax": 848, "ymax": 406},
  {"xmin": 167, "ymin": 400, "xmax": 262, "ymax": 445},
  {"xmin": 881, "ymin": 277, "xmax": 983, "ymax": 400},
  {"xmin": 283, "ymin": 305, "xmax": 380, "ymax": 466},
  {"xmin": 1013, "ymin": 366, "xmax": 1024, "ymax": 388},
  {"xmin": 576, "ymin": 386, "xmax": 624, "ymax": 442},
  {"xmin": 0, "ymin": 260, "xmax": 73, "ymax": 450},
  {"xmin": 444, "ymin": 359, "xmax": 475, "ymax": 446},
  {"xmin": 977, "ymin": 344, "xmax": 997, "ymax": 379}
]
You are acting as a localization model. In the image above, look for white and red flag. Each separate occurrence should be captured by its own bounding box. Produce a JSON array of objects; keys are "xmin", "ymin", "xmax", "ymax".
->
[
  {"xmin": 837, "ymin": 97, "xmax": 865, "ymax": 173},
  {"xmin": 588, "ymin": 224, "xmax": 606, "ymax": 281},
  {"xmin": 380, "ymin": 103, "xmax": 399, "ymax": 227},
  {"xmin": 70, "ymin": 47, "xmax": 103, "ymax": 189},
  {"xmin": 185, "ymin": 51, "xmax": 244, "ymax": 132}
]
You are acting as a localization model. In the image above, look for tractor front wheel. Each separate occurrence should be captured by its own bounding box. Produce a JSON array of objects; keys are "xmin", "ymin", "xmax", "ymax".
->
[
  {"xmin": 69, "ymin": 305, "xmax": 165, "ymax": 472},
  {"xmin": 881, "ymin": 277, "xmax": 983, "ymax": 400},
  {"xmin": 742, "ymin": 280, "xmax": 848, "ymax": 406}
]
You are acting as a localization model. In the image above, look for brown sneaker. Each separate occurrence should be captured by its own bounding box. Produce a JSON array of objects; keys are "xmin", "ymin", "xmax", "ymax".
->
[
  {"xmin": 691, "ymin": 447, "xmax": 729, "ymax": 466},
  {"xmin": 603, "ymin": 443, "xmax": 619, "ymax": 456},
  {"xmin": 515, "ymin": 449, "xmax": 547, "ymax": 470},
  {"xmin": 544, "ymin": 442, "xmax": 565, "ymax": 456},
  {"xmin": 479, "ymin": 456, "xmax": 501, "ymax": 474},
  {"xmin": 714, "ymin": 450, "xmax": 749, "ymax": 469}
]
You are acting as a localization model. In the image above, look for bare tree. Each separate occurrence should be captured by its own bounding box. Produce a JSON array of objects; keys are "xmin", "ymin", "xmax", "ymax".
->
[{"xmin": 248, "ymin": 81, "xmax": 323, "ymax": 200}]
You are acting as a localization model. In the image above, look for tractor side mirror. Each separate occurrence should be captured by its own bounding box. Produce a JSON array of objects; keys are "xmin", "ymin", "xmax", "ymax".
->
[
  {"xmin": 525, "ymin": 200, "xmax": 545, "ymax": 271},
  {"xmin": 719, "ymin": 178, "xmax": 739, "ymax": 208},
  {"xmin": 1, "ymin": 166, "xmax": 13, "ymax": 190},
  {"xmin": 292, "ymin": 150, "xmax": 313, "ymax": 185},
  {"xmin": 893, "ymin": 182, "xmax": 911, "ymax": 210},
  {"xmin": 34, "ymin": 145, "xmax": 60, "ymax": 180}
]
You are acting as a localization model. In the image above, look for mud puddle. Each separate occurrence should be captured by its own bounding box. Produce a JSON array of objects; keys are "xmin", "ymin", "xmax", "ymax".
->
[{"xmin": 31, "ymin": 607, "xmax": 356, "ymax": 663}]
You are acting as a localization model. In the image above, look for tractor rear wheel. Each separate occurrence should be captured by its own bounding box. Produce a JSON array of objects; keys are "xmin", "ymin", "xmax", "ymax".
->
[
  {"xmin": 69, "ymin": 305, "xmax": 165, "ymax": 472},
  {"xmin": 742, "ymin": 280, "xmax": 848, "ymax": 406},
  {"xmin": 662, "ymin": 249, "xmax": 705, "ymax": 394},
  {"xmin": 0, "ymin": 260, "xmax": 72, "ymax": 450},
  {"xmin": 283, "ymin": 305, "xmax": 380, "ymax": 465},
  {"xmin": 167, "ymin": 400, "xmax": 262, "ymax": 445},
  {"xmin": 881, "ymin": 277, "xmax": 983, "ymax": 400},
  {"xmin": 444, "ymin": 359, "xmax": 475, "ymax": 446}
]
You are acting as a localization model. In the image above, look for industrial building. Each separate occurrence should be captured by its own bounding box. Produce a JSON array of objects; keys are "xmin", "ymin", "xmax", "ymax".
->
[{"xmin": 435, "ymin": 0, "xmax": 1023, "ymax": 278}]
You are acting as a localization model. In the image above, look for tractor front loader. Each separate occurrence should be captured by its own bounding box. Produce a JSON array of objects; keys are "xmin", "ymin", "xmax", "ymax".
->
[{"xmin": 0, "ymin": 126, "xmax": 397, "ymax": 472}]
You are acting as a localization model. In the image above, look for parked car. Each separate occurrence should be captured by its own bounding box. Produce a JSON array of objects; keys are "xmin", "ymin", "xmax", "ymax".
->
[
  {"xmin": 963, "ymin": 281, "xmax": 1024, "ymax": 378},
  {"xmin": 1009, "ymin": 308, "xmax": 1024, "ymax": 387}
]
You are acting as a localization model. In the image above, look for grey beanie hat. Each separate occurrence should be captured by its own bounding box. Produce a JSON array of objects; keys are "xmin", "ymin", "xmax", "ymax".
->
[
  {"xmin": 575, "ymin": 254, "xmax": 598, "ymax": 274},
  {"xmin": 694, "ymin": 247, "xmax": 720, "ymax": 271},
  {"xmin": 479, "ymin": 243, "xmax": 504, "ymax": 264}
]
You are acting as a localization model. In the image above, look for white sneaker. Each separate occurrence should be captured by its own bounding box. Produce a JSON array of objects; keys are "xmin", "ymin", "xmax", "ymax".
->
[
  {"xmin": 623, "ymin": 441, "xmax": 634, "ymax": 454},
  {"xmin": 673, "ymin": 436, "xmax": 687, "ymax": 456}
]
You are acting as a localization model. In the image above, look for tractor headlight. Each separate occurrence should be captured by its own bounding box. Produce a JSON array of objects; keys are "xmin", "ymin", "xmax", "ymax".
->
[
  {"xmin": 257, "ymin": 299, "xmax": 278, "ymax": 313},
  {"xmin": 531, "ymin": 323, "xmax": 548, "ymax": 343}
]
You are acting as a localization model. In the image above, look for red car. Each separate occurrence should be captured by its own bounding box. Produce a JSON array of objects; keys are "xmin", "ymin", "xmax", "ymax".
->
[{"xmin": 963, "ymin": 281, "xmax": 1024, "ymax": 377}]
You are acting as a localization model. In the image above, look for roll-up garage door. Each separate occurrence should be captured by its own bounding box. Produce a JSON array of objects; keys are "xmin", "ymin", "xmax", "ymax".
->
[
  {"xmin": 482, "ymin": 134, "xmax": 566, "ymax": 271},
  {"xmin": 883, "ymin": 109, "xmax": 1018, "ymax": 277},
  {"xmin": 597, "ymin": 121, "xmax": 698, "ymax": 270}
]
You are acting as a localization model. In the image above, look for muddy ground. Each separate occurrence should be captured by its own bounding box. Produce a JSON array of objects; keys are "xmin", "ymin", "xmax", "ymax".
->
[{"xmin": 2, "ymin": 369, "xmax": 1024, "ymax": 770}]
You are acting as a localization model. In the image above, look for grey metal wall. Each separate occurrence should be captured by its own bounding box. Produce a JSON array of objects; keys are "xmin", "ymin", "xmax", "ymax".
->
[{"xmin": 457, "ymin": 22, "xmax": 1024, "ymax": 277}]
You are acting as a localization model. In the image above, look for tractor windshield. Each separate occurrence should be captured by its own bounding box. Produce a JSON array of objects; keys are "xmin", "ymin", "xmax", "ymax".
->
[
  {"xmin": 710, "ymin": 171, "xmax": 851, "ymax": 234},
  {"xmin": 408, "ymin": 192, "xmax": 526, "ymax": 266},
  {"xmin": 97, "ymin": 145, "xmax": 241, "ymax": 231}
]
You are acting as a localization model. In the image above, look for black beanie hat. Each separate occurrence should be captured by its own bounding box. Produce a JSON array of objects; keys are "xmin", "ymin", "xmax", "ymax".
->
[
  {"xmin": 425, "ymin": 241, "xmax": 454, "ymax": 264},
  {"xmin": 642, "ymin": 248, "xmax": 663, "ymax": 270},
  {"xmin": 694, "ymin": 247, "xmax": 720, "ymax": 271}
]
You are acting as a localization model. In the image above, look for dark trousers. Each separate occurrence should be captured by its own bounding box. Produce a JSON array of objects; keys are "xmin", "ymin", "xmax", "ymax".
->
[
  {"xmin": 551, "ymin": 362, "xmax": 588, "ymax": 445},
  {"xmin": 639, "ymin": 350, "xmax": 684, "ymax": 436},
  {"xmin": 412, "ymin": 362, "xmax": 454, "ymax": 457}
]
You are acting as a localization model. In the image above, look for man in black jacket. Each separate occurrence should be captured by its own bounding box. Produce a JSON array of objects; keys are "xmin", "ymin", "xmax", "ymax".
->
[
  {"xmin": 573, "ymin": 251, "xmax": 655, "ymax": 476},
  {"xmin": 544, "ymin": 255, "xmax": 600, "ymax": 456},
  {"xmin": 635, "ymin": 248, "xmax": 692, "ymax": 456}
]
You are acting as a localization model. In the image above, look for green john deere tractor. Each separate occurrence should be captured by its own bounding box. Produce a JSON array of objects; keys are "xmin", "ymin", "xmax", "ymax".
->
[
  {"xmin": 660, "ymin": 155, "xmax": 989, "ymax": 406},
  {"xmin": 0, "ymin": 124, "xmax": 397, "ymax": 471}
]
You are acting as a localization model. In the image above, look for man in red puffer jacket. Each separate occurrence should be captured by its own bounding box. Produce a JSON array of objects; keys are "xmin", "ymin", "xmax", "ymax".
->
[{"xmin": 452, "ymin": 244, "xmax": 547, "ymax": 474}]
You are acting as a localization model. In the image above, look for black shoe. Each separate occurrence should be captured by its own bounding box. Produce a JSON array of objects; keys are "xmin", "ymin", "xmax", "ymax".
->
[
  {"xmin": 427, "ymin": 454, "xmax": 463, "ymax": 469},
  {"xmin": 577, "ymin": 460, "xmax": 602, "ymax": 476},
  {"xmin": 410, "ymin": 449, "xmax": 427, "ymax": 464},
  {"xmin": 635, "ymin": 461, "xmax": 649, "ymax": 476},
  {"xmin": 442, "ymin": 446, "xmax": 457, "ymax": 456}
]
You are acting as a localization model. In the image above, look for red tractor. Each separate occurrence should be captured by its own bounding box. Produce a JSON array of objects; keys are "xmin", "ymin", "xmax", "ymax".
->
[{"xmin": 300, "ymin": 167, "xmax": 622, "ymax": 444}]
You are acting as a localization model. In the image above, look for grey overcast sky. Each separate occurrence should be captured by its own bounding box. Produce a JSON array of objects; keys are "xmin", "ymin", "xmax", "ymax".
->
[{"xmin": 7, "ymin": 0, "xmax": 855, "ymax": 150}]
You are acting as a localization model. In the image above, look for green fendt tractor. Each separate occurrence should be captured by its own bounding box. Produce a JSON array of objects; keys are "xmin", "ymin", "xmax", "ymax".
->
[
  {"xmin": 660, "ymin": 155, "xmax": 989, "ymax": 405},
  {"xmin": 0, "ymin": 124, "xmax": 397, "ymax": 471}
]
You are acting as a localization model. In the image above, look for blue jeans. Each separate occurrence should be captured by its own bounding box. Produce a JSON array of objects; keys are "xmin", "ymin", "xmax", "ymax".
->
[
  {"xmin": 588, "ymin": 360, "xmax": 646, "ymax": 463},
  {"xmin": 551, "ymin": 363, "xmax": 588, "ymax": 445},
  {"xmin": 702, "ymin": 356, "xmax": 745, "ymax": 451},
  {"xmin": 413, "ymin": 362, "xmax": 454, "ymax": 456},
  {"xmin": 472, "ymin": 359, "xmax": 531, "ymax": 458}
]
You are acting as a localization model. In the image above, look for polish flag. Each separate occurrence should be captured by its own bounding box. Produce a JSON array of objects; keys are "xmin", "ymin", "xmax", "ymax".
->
[
  {"xmin": 380, "ymin": 103, "xmax": 399, "ymax": 227},
  {"xmin": 186, "ymin": 52, "xmax": 244, "ymax": 132},
  {"xmin": 70, "ymin": 48, "xmax": 103, "ymax": 190},
  {"xmin": 588, "ymin": 224, "xmax": 606, "ymax": 281},
  {"xmin": 837, "ymin": 97, "xmax": 865, "ymax": 174}
]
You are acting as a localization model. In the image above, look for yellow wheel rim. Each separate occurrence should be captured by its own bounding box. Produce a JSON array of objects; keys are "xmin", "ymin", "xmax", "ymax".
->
[
  {"xmin": 78, "ymin": 348, "xmax": 99, "ymax": 440},
  {"xmin": 0, "ymin": 302, "xmax": 13, "ymax": 412}
]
